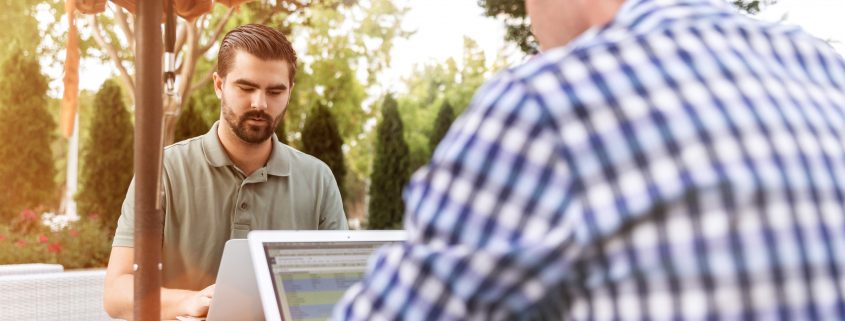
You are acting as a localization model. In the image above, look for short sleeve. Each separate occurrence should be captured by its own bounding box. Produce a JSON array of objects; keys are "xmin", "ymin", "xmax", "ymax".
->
[
  {"xmin": 111, "ymin": 177, "xmax": 136, "ymax": 247},
  {"xmin": 318, "ymin": 163, "xmax": 348, "ymax": 230}
]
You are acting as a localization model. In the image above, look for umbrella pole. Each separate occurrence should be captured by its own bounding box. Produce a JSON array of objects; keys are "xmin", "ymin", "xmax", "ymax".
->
[{"xmin": 134, "ymin": 0, "xmax": 163, "ymax": 320}]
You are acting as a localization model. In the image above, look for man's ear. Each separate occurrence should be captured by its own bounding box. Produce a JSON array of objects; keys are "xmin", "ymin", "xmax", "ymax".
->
[{"xmin": 212, "ymin": 72, "xmax": 223, "ymax": 99}]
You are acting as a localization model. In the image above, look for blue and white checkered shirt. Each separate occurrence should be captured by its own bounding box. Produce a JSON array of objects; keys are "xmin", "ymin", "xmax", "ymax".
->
[{"xmin": 333, "ymin": 0, "xmax": 845, "ymax": 320}]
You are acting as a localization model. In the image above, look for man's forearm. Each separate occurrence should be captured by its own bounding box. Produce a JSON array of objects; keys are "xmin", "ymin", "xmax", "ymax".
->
[{"xmin": 103, "ymin": 274, "xmax": 196, "ymax": 320}]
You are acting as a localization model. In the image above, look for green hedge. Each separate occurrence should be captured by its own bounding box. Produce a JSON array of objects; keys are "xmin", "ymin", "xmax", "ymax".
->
[{"xmin": 0, "ymin": 209, "xmax": 111, "ymax": 269}]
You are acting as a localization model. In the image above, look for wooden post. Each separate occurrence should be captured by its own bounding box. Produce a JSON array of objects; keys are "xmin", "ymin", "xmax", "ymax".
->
[{"xmin": 134, "ymin": 0, "xmax": 163, "ymax": 320}]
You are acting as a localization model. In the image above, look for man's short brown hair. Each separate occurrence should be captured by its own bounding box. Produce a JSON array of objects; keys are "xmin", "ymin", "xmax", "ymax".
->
[{"xmin": 217, "ymin": 24, "xmax": 297, "ymax": 84}]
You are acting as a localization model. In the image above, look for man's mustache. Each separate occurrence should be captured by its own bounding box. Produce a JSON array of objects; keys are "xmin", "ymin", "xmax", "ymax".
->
[{"xmin": 240, "ymin": 110, "xmax": 273, "ymax": 122}]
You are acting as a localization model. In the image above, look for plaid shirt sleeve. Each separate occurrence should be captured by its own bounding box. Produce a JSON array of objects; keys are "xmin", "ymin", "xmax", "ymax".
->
[
  {"xmin": 333, "ymin": 0, "xmax": 845, "ymax": 320},
  {"xmin": 333, "ymin": 68, "xmax": 581, "ymax": 320}
]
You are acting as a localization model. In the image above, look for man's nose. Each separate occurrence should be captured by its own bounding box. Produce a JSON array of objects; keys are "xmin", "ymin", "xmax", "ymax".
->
[{"xmin": 251, "ymin": 92, "xmax": 268, "ymax": 110}]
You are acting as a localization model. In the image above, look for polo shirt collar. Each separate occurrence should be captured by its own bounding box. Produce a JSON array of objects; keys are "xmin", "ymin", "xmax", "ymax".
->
[
  {"xmin": 266, "ymin": 136, "xmax": 291, "ymax": 177},
  {"xmin": 202, "ymin": 121, "xmax": 291, "ymax": 177}
]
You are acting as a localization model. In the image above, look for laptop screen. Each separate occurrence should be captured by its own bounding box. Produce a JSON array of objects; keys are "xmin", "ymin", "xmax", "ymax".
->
[{"xmin": 261, "ymin": 241, "xmax": 394, "ymax": 321}]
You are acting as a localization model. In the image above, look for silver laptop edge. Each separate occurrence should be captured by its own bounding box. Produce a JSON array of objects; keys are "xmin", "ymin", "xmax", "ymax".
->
[{"xmin": 247, "ymin": 230, "xmax": 407, "ymax": 321}]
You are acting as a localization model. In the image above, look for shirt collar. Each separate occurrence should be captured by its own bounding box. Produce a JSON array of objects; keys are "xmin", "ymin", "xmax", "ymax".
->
[
  {"xmin": 266, "ymin": 135, "xmax": 291, "ymax": 177},
  {"xmin": 202, "ymin": 121, "xmax": 291, "ymax": 177},
  {"xmin": 561, "ymin": 0, "xmax": 733, "ymax": 52},
  {"xmin": 201, "ymin": 121, "xmax": 232, "ymax": 168}
]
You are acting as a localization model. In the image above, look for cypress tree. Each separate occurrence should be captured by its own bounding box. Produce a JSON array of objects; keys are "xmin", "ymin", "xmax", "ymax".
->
[
  {"xmin": 368, "ymin": 95, "xmax": 410, "ymax": 229},
  {"xmin": 76, "ymin": 79, "xmax": 134, "ymax": 232},
  {"xmin": 301, "ymin": 103, "xmax": 346, "ymax": 199},
  {"xmin": 173, "ymin": 97, "xmax": 211, "ymax": 143},
  {"xmin": 0, "ymin": 51, "xmax": 57, "ymax": 220},
  {"xmin": 429, "ymin": 101, "xmax": 455, "ymax": 152},
  {"xmin": 275, "ymin": 116, "xmax": 288, "ymax": 145}
]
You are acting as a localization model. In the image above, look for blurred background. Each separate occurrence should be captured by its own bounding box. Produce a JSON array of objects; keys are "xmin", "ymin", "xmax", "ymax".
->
[{"xmin": 0, "ymin": 0, "xmax": 839, "ymax": 269}]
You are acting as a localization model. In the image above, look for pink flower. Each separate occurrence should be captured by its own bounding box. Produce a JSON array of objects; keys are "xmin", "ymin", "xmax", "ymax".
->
[
  {"xmin": 68, "ymin": 229, "xmax": 80, "ymax": 237},
  {"xmin": 37, "ymin": 234, "xmax": 49, "ymax": 244},
  {"xmin": 15, "ymin": 240, "xmax": 27, "ymax": 248},
  {"xmin": 88, "ymin": 213, "xmax": 99, "ymax": 221},
  {"xmin": 0, "ymin": 235, "xmax": 6, "ymax": 242},
  {"xmin": 47, "ymin": 242, "xmax": 61, "ymax": 254},
  {"xmin": 20, "ymin": 209, "xmax": 36, "ymax": 221}
]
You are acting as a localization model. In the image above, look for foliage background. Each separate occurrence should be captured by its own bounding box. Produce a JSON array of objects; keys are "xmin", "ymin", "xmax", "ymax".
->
[
  {"xmin": 76, "ymin": 79, "xmax": 134, "ymax": 233},
  {"xmin": 0, "ymin": 0, "xmax": 773, "ymax": 267},
  {"xmin": 368, "ymin": 95, "xmax": 410, "ymax": 229},
  {"xmin": 0, "ymin": 52, "xmax": 57, "ymax": 222}
]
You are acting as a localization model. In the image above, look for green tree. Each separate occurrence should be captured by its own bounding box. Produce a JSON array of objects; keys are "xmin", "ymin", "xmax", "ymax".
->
[
  {"xmin": 0, "ymin": 0, "xmax": 40, "ymax": 59},
  {"xmin": 429, "ymin": 101, "xmax": 455, "ymax": 152},
  {"xmin": 478, "ymin": 0, "xmax": 776, "ymax": 54},
  {"xmin": 398, "ymin": 60, "xmax": 455, "ymax": 173},
  {"xmin": 275, "ymin": 117, "xmax": 289, "ymax": 145},
  {"xmin": 0, "ymin": 52, "xmax": 58, "ymax": 220},
  {"xmin": 277, "ymin": 0, "xmax": 409, "ymax": 221},
  {"xmin": 477, "ymin": 0, "xmax": 534, "ymax": 54},
  {"xmin": 732, "ymin": 0, "xmax": 772, "ymax": 14},
  {"xmin": 398, "ymin": 38, "xmax": 493, "ymax": 172},
  {"xmin": 283, "ymin": 0, "xmax": 409, "ymax": 146},
  {"xmin": 69, "ymin": 0, "xmax": 408, "ymax": 146},
  {"xmin": 76, "ymin": 79, "xmax": 134, "ymax": 232},
  {"xmin": 173, "ymin": 97, "xmax": 212, "ymax": 143},
  {"xmin": 301, "ymin": 104, "xmax": 346, "ymax": 199},
  {"xmin": 368, "ymin": 95, "xmax": 410, "ymax": 229}
]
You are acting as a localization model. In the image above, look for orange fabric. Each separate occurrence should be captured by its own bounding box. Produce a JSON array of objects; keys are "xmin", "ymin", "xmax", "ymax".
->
[
  {"xmin": 176, "ymin": 0, "xmax": 212, "ymax": 20},
  {"xmin": 71, "ymin": 1, "xmax": 256, "ymax": 20},
  {"xmin": 75, "ymin": 0, "xmax": 107, "ymax": 14},
  {"xmin": 107, "ymin": 0, "xmax": 135, "ymax": 14},
  {"xmin": 216, "ymin": 0, "xmax": 253, "ymax": 7},
  {"xmin": 109, "ymin": 0, "xmax": 214, "ymax": 21},
  {"xmin": 60, "ymin": 0, "xmax": 80, "ymax": 138}
]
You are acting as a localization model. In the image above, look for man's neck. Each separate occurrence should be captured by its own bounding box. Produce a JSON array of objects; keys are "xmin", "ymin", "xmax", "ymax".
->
[{"xmin": 216, "ymin": 123, "xmax": 272, "ymax": 177}]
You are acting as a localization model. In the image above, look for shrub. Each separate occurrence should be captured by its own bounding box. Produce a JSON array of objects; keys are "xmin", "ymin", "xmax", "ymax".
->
[
  {"xmin": 0, "ymin": 51, "xmax": 57, "ymax": 221},
  {"xmin": 302, "ymin": 103, "xmax": 346, "ymax": 199},
  {"xmin": 76, "ymin": 79, "xmax": 133, "ymax": 233},
  {"xmin": 368, "ymin": 95, "xmax": 411, "ymax": 229},
  {"xmin": 173, "ymin": 97, "xmax": 212, "ymax": 143},
  {"xmin": 0, "ymin": 209, "xmax": 111, "ymax": 269},
  {"xmin": 429, "ymin": 101, "xmax": 455, "ymax": 152}
]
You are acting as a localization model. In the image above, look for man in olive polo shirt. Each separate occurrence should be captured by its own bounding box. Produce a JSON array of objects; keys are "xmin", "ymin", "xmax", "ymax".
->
[{"xmin": 103, "ymin": 24, "xmax": 347, "ymax": 320}]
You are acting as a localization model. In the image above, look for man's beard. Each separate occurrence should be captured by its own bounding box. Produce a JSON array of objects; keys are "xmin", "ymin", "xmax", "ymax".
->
[{"xmin": 221, "ymin": 97, "xmax": 283, "ymax": 144}]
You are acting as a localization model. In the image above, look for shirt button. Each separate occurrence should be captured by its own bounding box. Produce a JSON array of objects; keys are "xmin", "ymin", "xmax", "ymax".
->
[{"xmin": 240, "ymin": 202, "xmax": 248, "ymax": 210}]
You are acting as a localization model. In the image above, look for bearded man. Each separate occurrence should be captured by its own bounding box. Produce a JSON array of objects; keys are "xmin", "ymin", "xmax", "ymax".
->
[{"xmin": 103, "ymin": 24, "xmax": 347, "ymax": 320}]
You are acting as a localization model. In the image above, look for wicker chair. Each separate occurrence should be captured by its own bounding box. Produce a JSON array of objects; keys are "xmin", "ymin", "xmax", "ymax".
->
[
  {"xmin": 0, "ymin": 269, "xmax": 118, "ymax": 320},
  {"xmin": 0, "ymin": 263, "xmax": 63, "ymax": 276}
]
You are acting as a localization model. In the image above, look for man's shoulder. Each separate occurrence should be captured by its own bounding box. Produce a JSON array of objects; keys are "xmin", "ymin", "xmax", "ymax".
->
[
  {"xmin": 163, "ymin": 135, "xmax": 205, "ymax": 159},
  {"xmin": 476, "ymin": 48, "xmax": 580, "ymax": 106},
  {"xmin": 160, "ymin": 135, "xmax": 210, "ymax": 175},
  {"xmin": 275, "ymin": 142, "xmax": 332, "ymax": 175}
]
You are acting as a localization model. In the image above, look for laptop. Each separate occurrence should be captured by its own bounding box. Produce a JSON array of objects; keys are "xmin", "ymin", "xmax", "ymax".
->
[
  {"xmin": 203, "ymin": 239, "xmax": 264, "ymax": 321},
  {"xmin": 247, "ymin": 230, "xmax": 406, "ymax": 321}
]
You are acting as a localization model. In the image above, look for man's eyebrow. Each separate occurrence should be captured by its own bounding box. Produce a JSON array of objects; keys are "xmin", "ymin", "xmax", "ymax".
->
[
  {"xmin": 267, "ymin": 83, "xmax": 289, "ymax": 91},
  {"xmin": 232, "ymin": 79, "xmax": 288, "ymax": 90},
  {"xmin": 232, "ymin": 79, "xmax": 259, "ymax": 88}
]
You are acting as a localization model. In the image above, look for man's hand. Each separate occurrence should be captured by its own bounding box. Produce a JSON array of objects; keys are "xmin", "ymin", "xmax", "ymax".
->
[
  {"xmin": 104, "ymin": 247, "xmax": 218, "ymax": 320},
  {"xmin": 179, "ymin": 284, "xmax": 216, "ymax": 317}
]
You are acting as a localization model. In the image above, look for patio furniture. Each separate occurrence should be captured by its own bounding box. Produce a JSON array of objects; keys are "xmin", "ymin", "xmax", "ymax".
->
[
  {"xmin": 0, "ymin": 269, "xmax": 118, "ymax": 320},
  {"xmin": 0, "ymin": 263, "xmax": 63, "ymax": 276}
]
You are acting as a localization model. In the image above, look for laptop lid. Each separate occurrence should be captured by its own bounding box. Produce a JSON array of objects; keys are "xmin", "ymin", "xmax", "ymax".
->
[
  {"xmin": 205, "ymin": 239, "xmax": 263, "ymax": 321},
  {"xmin": 247, "ymin": 230, "xmax": 406, "ymax": 321}
]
